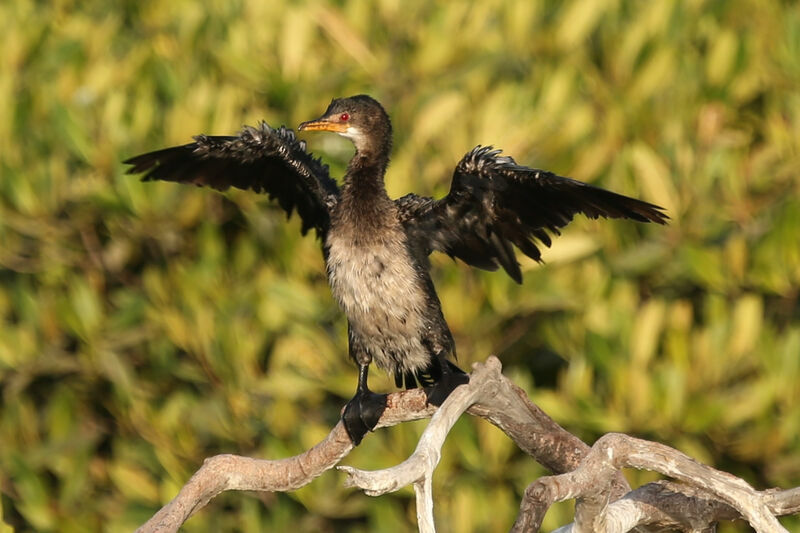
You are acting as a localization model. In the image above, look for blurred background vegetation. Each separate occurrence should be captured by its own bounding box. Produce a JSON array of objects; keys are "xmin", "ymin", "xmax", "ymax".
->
[{"xmin": 1, "ymin": 0, "xmax": 798, "ymax": 531}]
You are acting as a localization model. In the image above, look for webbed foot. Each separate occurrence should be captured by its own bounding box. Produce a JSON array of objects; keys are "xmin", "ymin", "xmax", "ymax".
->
[
  {"xmin": 342, "ymin": 388, "xmax": 387, "ymax": 445},
  {"xmin": 425, "ymin": 363, "xmax": 469, "ymax": 406}
]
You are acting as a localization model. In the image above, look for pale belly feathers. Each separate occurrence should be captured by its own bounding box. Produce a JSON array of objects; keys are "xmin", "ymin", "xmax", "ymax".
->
[{"xmin": 326, "ymin": 230, "xmax": 430, "ymax": 374}]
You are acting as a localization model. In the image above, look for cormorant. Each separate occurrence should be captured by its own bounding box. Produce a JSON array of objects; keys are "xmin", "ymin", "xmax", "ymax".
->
[{"xmin": 125, "ymin": 95, "xmax": 668, "ymax": 444}]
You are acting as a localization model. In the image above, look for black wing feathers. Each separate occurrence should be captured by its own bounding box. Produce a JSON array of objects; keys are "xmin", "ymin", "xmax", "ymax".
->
[
  {"xmin": 398, "ymin": 146, "xmax": 668, "ymax": 283},
  {"xmin": 124, "ymin": 123, "xmax": 338, "ymax": 238}
]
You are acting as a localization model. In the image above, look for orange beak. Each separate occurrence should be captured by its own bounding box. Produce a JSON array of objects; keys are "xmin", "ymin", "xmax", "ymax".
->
[{"xmin": 298, "ymin": 119, "xmax": 348, "ymax": 133}]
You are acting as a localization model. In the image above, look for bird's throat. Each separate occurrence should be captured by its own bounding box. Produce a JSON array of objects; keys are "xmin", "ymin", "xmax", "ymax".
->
[{"xmin": 341, "ymin": 153, "xmax": 390, "ymax": 208}]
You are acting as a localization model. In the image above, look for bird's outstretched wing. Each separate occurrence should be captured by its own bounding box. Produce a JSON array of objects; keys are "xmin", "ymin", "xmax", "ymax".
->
[
  {"xmin": 124, "ymin": 123, "xmax": 339, "ymax": 238},
  {"xmin": 397, "ymin": 146, "xmax": 668, "ymax": 283}
]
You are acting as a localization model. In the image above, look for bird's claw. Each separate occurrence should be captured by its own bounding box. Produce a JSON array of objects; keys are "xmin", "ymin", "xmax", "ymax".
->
[
  {"xmin": 424, "ymin": 370, "xmax": 469, "ymax": 406},
  {"xmin": 342, "ymin": 390, "xmax": 387, "ymax": 445}
]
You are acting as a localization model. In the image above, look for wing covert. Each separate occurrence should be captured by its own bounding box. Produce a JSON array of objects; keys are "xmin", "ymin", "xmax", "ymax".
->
[
  {"xmin": 125, "ymin": 123, "xmax": 338, "ymax": 238},
  {"xmin": 397, "ymin": 146, "xmax": 668, "ymax": 283}
]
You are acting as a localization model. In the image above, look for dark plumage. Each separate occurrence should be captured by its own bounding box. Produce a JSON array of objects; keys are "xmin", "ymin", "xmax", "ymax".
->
[{"xmin": 125, "ymin": 94, "xmax": 668, "ymax": 444}]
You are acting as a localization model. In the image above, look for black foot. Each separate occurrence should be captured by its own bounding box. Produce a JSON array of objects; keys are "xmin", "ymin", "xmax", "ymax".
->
[
  {"xmin": 424, "ymin": 367, "xmax": 470, "ymax": 406},
  {"xmin": 342, "ymin": 389, "xmax": 387, "ymax": 445}
]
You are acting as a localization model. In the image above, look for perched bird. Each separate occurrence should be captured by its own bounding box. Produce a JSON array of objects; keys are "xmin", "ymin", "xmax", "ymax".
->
[{"xmin": 125, "ymin": 95, "xmax": 668, "ymax": 444}]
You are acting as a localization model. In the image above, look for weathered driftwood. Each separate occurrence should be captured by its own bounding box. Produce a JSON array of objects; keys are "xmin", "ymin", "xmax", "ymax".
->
[{"xmin": 137, "ymin": 357, "xmax": 800, "ymax": 533}]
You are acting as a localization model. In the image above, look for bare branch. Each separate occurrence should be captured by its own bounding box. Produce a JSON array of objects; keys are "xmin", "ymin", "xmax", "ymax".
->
[
  {"xmin": 136, "ymin": 390, "xmax": 435, "ymax": 533},
  {"xmin": 339, "ymin": 360, "xmax": 495, "ymax": 529},
  {"xmin": 414, "ymin": 475, "xmax": 435, "ymax": 533},
  {"xmin": 136, "ymin": 356, "xmax": 799, "ymax": 533},
  {"xmin": 340, "ymin": 357, "xmax": 630, "ymax": 532},
  {"xmin": 607, "ymin": 481, "xmax": 738, "ymax": 532},
  {"xmin": 339, "ymin": 358, "xmax": 495, "ymax": 494},
  {"xmin": 518, "ymin": 433, "xmax": 789, "ymax": 532},
  {"xmin": 764, "ymin": 487, "xmax": 800, "ymax": 516}
]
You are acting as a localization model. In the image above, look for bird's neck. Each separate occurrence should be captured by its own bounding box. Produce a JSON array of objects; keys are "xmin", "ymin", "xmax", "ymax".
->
[
  {"xmin": 341, "ymin": 118, "xmax": 393, "ymax": 199},
  {"xmin": 338, "ymin": 149, "xmax": 394, "ymax": 228},
  {"xmin": 343, "ymin": 147, "xmax": 390, "ymax": 198}
]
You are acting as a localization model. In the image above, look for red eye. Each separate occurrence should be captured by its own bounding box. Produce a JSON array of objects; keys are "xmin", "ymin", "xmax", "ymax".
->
[{"xmin": 339, "ymin": 112, "xmax": 350, "ymax": 121}]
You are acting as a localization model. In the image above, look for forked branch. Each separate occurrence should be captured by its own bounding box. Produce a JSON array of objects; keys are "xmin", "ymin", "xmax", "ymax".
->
[{"xmin": 136, "ymin": 357, "xmax": 800, "ymax": 533}]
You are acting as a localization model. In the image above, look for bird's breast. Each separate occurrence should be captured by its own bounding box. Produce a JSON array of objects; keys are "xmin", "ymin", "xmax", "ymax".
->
[
  {"xmin": 325, "ymin": 228, "xmax": 430, "ymax": 370},
  {"xmin": 326, "ymin": 230, "xmax": 426, "ymax": 325}
]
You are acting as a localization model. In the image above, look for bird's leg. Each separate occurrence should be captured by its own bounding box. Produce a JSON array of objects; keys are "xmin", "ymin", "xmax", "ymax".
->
[
  {"xmin": 342, "ymin": 363, "xmax": 387, "ymax": 445},
  {"xmin": 424, "ymin": 357, "xmax": 470, "ymax": 406}
]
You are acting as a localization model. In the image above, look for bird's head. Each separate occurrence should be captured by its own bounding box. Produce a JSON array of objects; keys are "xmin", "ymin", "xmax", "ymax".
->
[{"xmin": 299, "ymin": 95, "xmax": 392, "ymax": 157}]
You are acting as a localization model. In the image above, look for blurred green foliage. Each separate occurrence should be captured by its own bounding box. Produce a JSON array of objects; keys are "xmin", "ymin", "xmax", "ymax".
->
[{"xmin": 1, "ymin": 0, "xmax": 799, "ymax": 531}]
